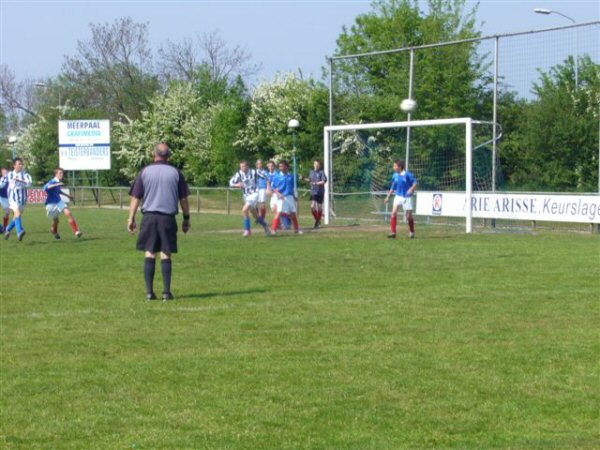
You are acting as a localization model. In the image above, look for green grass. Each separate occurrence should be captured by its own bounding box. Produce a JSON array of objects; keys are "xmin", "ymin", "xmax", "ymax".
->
[{"xmin": 1, "ymin": 207, "xmax": 598, "ymax": 449}]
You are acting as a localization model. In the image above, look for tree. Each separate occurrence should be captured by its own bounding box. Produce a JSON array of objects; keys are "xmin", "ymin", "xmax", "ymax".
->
[
  {"xmin": 0, "ymin": 65, "xmax": 44, "ymax": 122},
  {"xmin": 62, "ymin": 17, "xmax": 160, "ymax": 120},
  {"xmin": 500, "ymin": 56, "xmax": 599, "ymax": 191},
  {"xmin": 235, "ymin": 72, "xmax": 328, "ymax": 174},
  {"xmin": 158, "ymin": 31, "xmax": 261, "ymax": 85}
]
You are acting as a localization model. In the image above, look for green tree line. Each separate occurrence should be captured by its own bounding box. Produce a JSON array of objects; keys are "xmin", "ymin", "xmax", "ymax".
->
[{"xmin": 1, "ymin": 0, "xmax": 597, "ymax": 192}]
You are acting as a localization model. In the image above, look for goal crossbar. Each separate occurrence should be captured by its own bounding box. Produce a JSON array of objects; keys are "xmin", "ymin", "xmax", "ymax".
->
[{"xmin": 323, "ymin": 117, "xmax": 474, "ymax": 232}]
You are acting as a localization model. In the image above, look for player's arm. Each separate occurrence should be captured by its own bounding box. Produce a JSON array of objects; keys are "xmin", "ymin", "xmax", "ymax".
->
[
  {"xmin": 180, "ymin": 197, "xmax": 191, "ymax": 233},
  {"xmin": 127, "ymin": 197, "xmax": 141, "ymax": 233},
  {"xmin": 384, "ymin": 181, "xmax": 395, "ymax": 204},
  {"xmin": 44, "ymin": 181, "xmax": 64, "ymax": 191},
  {"xmin": 229, "ymin": 173, "xmax": 243, "ymax": 189},
  {"xmin": 406, "ymin": 174, "xmax": 418, "ymax": 196}
]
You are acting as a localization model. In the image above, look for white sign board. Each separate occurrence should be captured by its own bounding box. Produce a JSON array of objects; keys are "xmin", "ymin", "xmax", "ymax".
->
[
  {"xmin": 58, "ymin": 120, "xmax": 111, "ymax": 170},
  {"xmin": 416, "ymin": 191, "xmax": 600, "ymax": 224}
]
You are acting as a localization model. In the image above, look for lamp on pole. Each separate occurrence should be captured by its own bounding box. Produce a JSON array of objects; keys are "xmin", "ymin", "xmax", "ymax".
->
[
  {"xmin": 288, "ymin": 119, "xmax": 300, "ymax": 197},
  {"xmin": 534, "ymin": 8, "xmax": 578, "ymax": 89},
  {"xmin": 8, "ymin": 136, "xmax": 17, "ymax": 159}
]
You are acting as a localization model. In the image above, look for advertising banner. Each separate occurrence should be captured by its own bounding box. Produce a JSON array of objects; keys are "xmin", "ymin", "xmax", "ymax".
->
[{"xmin": 58, "ymin": 120, "xmax": 110, "ymax": 170}]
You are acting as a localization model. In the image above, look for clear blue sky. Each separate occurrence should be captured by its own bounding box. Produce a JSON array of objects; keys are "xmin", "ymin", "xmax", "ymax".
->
[{"xmin": 1, "ymin": 0, "xmax": 598, "ymax": 83}]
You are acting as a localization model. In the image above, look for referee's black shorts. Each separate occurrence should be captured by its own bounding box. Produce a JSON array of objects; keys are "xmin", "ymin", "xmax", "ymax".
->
[
  {"xmin": 310, "ymin": 193, "xmax": 324, "ymax": 204},
  {"xmin": 136, "ymin": 212, "xmax": 178, "ymax": 254}
]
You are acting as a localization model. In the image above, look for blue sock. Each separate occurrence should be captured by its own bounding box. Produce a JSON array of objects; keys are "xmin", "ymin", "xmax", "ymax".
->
[
  {"xmin": 282, "ymin": 216, "xmax": 291, "ymax": 229},
  {"xmin": 6, "ymin": 220, "xmax": 15, "ymax": 232},
  {"xmin": 244, "ymin": 217, "xmax": 251, "ymax": 231},
  {"xmin": 15, "ymin": 217, "xmax": 23, "ymax": 234},
  {"xmin": 257, "ymin": 216, "xmax": 266, "ymax": 227}
]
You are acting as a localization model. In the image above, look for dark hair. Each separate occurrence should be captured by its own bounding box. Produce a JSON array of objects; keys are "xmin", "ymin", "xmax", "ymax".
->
[
  {"xmin": 314, "ymin": 159, "xmax": 322, "ymax": 166},
  {"xmin": 279, "ymin": 160, "xmax": 289, "ymax": 167},
  {"xmin": 240, "ymin": 160, "xmax": 249, "ymax": 165},
  {"xmin": 394, "ymin": 159, "xmax": 405, "ymax": 170},
  {"xmin": 13, "ymin": 157, "xmax": 23, "ymax": 164},
  {"xmin": 267, "ymin": 160, "xmax": 276, "ymax": 165},
  {"xmin": 54, "ymin": 167, "xmax": 65, "ymax": 174}
]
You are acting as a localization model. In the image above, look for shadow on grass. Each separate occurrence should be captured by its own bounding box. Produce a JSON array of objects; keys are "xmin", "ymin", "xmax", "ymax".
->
[{"xmin": 178, "ymin": 288, "xmax": 268, "ymax": 300}]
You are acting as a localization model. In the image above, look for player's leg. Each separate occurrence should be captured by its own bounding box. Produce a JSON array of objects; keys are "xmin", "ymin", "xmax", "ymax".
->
[
  {"xmin": 10, "ymin": 205, "xmax": 25, "ymax": 240},
  {"xmin": 63, "ymin": 207, "xmax": 82, "ymax": 237},
  {"xmin": 159, "ymin": 252, "xmax": 173, "ymax": 300},
  {"xmin": 271, "ymin": 199, "xmax": 283, "ymax": 233},
  {"xmin": 389, "ymin": 197, "xmax": 400, "ymax": 238},
  {"xmin": 404, "ymin": 199, "xmax": 415, "ymax": 238},
  {"xmin": 242, "ymin": 202, "xmax": 252, "ymax": 237},
  {"xmin": 284, "ymin": 196, "xmax": 302, "ymax": 234},
  {"xmin": 144, "ymin": 251, "xmax": 158, "ymax": 300},
  {"xmin": 250, "ymin": 204, "xmax": 270, "ymax": 235},
  {"xmin": 310, "ymin": 198, "xmax": 319, "ymax": 227}
]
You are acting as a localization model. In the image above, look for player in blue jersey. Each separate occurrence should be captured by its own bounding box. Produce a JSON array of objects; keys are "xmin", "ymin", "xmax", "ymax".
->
[
  {"xmin": 271, "ymin": 160, "xmax": 302, "ymax": 235},
  {"xmin": 255, "ymin": 159, "xmax": 269, "ymax": 221},
  {"xmin": 266, "ymin": 160, "xmax": 279, "ymax": 218},
  {"xmin": 384, "ymin": 159, "xmax": 417, "ymax": 239},
  {"xmin": 3, "ymin": 158, "xmax": 32, "ymax": 241},
  {"xmin": 43, "ymin": 168, "xmax": 82, "ymax": 239},
  {"xmin": 0, "ymin": 167, "xmax": 10, "ymax": 233},
  {"xmin": 229, "ymin": 160, "xmax": 271, "ymax": 238}
]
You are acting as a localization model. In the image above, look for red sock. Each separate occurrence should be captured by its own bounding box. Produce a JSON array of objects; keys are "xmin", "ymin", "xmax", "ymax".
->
[
  {"xmin": 408, "ymin": 217, "xmax": 415, "ymax": 233},
  {"xmin": 317, "ymin": 211, "xmax": 322, "ymax": 221},
  {"xmin": 51, "ymin": 222, "xmax": 58, "ymax": 233},
  {"xmin": 391, "ymin": 215, "xmax": 397, "ymax": 234},
  {"xmin": 312, "ymin": 209, "xmax": 318, "ymax": 220},
  {"xmin": 272, "ymin": 216, "xmax": 281, "ymax": 231},
  {"xmin": 3, "ymin": 215, "xmax": 8, "ymax": 228},
  {"xmin": 261, "ymin": 207, "xmax": 266, "ymax": 219},
  {"xmin": 291, "ymin": 215, "xmax": 299, "ymax": 231},
  {"xmin": 69, "ymin": 217, "xmax": 79, "ymax": 233}
]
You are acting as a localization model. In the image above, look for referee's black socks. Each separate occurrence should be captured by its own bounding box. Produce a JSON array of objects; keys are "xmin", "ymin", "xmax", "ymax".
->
[
  {"xmin": 161, "ymin": 259, "xmax": 172, "ymax": 295},
  {"xmin": 144, "ymin": 257, "xmax": 156, "ymax": 295}
]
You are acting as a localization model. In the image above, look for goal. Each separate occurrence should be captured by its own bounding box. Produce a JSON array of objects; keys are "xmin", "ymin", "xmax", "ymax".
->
[{"xmin": 323, "ymin": 118, "xmax": 499, "ymax": 233}]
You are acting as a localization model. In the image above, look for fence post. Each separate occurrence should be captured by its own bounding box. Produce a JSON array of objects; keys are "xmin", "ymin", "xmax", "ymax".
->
[
  {"xmin": 196, "ymin": 189, "xmax": 200, "ymax": 213},
  {"xmin": 119, "ymin": 188, "xmax": 123, "ymax": 209},
  {"xmin": 227, "ymin": 189, "xmax": 231, "ymax": 215},
  {"xmin": 80, "ymin": 187, "xmax": 84, "ymax": 207},
  {"xmin": 97, "ymin": 188, "xmax": 101, "ymax": 208}
]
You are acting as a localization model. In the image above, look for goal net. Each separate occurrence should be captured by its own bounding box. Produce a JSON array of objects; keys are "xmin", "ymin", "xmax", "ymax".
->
[{"xmin": 323, "ymin": 118, "xmax": 499, "ymax": 233}]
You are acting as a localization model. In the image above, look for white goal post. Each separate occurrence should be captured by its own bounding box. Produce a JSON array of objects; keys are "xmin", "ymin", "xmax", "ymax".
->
[{"xmin": 324, "ymin": 117, "xmax": 481, "ymax": 233}]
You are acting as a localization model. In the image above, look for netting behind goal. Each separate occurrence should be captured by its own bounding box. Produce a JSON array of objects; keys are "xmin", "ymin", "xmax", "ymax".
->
[{"xmin": 324, "ymin": 118, "xmax": 496, "ymax": 231}]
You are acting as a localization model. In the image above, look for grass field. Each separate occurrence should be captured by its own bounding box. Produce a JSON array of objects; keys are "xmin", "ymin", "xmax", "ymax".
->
[{"xmin": 1, "ymin": 207, "xmax": 598, "ymax": 449}]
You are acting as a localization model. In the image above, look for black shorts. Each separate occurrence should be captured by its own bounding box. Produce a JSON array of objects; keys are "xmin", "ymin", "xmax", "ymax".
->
[
  {"xmin": 310, "ymin": 193, "xmax": 324, "ymax": 204},
  {"xmin": 136, "ymin": 212, "xmax": 178, "ymax": 254}
]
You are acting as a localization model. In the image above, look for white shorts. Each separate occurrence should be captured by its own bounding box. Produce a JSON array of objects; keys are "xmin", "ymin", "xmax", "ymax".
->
[
  {"xmin": 244, "ymin": 192, "xmax": 259, "ymax": 208},
  {"xmin": 278, "ymin": 195, "xmax": 297, "ymax": 215},
  {"xmin": 0, "ymin": 197, "xmax": 8, "ymax": 210},
  {"xmin": 270, "ymin": 194, "xmax": 278, "ymax": 211},
  {"xmin": 257, "ymin": 189, "xmax": 267, "ymax": 204},
  {"xmin": 46, "ymin": 201, "xmax": 68, "ymax": 219},
  {"xmin": 9, "ymin": 202, "xmax": 25, "ymax": 213},
  {"xmin": 393, "ymin": 195, "xmax": 413, "ymax": 211}
]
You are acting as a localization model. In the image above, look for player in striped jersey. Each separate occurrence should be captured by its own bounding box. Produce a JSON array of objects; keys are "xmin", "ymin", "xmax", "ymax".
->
[
  {"xmin": 43, "ymin": 168, "xmax": 82, "ymax": 240},
  {"xmin": 4, "ymin": 158, "xmax": 32, "ymax": 241},
  {"xmin": 229, "ymin": 160, "xmax": 271, "ymax": 237},
  {"xmin": 271, "ymin": 160, "xmax": 302, "ymax": 235},
  {"xmin": 0, "ymin": 168, "xmax": 10, "ymax": 233},
  {"xmin": 255, "ymin": 159, "xmax": 268, "ymax": 220}
]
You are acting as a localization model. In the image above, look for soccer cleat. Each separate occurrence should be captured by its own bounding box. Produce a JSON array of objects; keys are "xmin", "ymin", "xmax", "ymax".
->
[
  {"xmin": 17, "ymin": 230, "xmax": 26, "ymax": 241},
  {"xmin": 162, "ymin": 292, "xmax": 175, "ymax": 301},
  {"xmin": 146, "ymin": 292, "xmax": 158, "ymax": 301},
  {"xmin": 75, "ymin": 231, "xmax": 83, "ymax": 238},
  {"xmin": 313, "ymin": 220, "xmax": 320, "ymax": 229},
  {"xmin": 243, "ymin": 230, "xmax": 251, "ymax": 238},
  {"xmin": 387, "ymin": 233, "xmax": 397, "ymax": 239},
  {"xmin": 295, "ymin": 230, "xmax": 303, "ymax": 235},
  {"xmin": 3, "ymin": 232, "xmax": 10, "ymax": 240},
  {"xmin": 53, "ymin": 232, "xmax": 61, "ymax": 240},
  {"xmin": 410, "ymin": 232, "xmax": 415, "ymax": 239}
]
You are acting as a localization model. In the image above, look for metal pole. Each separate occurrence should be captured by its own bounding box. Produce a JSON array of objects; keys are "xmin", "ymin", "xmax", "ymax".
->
[
  {"xmin": 328, "ymin": 58, "xmax": 334, "ymax": 126},
  {"xmin": 492, "ymin": 37, "xmax": 498, "ymax": 193},
  {"xmin": 323, "ymin": 128, "xmax": 330, "ymax": 225},
  {"xmin": 405, "ymin": 48, "xmax": 415, "ymax": 170},
  {"xmin": 293, "ymin": 132, "xmax": 298, "ymax": 197},
  {"xmin": 466, "ymin": 119, "xmax": 473, "ymax": 233},
  {"xmin": 11, "ymin": 143, "xmax": 16, "ymax": 159}
]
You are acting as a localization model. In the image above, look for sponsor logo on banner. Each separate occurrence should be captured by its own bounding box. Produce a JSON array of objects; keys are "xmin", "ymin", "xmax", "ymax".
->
[
  {"xmin": 27, "ymin": 189, "xmax": 47, "ymax": 204},
  {"xmin": 432, "ymin": 193, "xmax": 443, "ymax": 215}
]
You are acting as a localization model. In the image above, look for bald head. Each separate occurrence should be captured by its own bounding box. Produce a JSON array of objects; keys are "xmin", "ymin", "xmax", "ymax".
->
[{"xmin": 154, "ymin": 142, "xmax": 171, "ymax": 161}]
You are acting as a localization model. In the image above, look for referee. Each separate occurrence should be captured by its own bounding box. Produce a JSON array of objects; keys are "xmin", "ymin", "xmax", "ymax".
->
[{"xmin": 128, "ymin": 142, "xmax": 191, "ymax": 300}]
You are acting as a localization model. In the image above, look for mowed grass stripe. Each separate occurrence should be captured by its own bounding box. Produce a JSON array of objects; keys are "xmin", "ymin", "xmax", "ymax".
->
[{"xmin": 1, "ymin": 207, "xmax": 598, "ymax": 449}]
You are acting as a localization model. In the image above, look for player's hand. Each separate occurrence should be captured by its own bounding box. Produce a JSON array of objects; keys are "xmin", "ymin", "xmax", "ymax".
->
[
  {"xmin": 384, "ymin": 197, "xmax": 390, "ymax": 204},
  {"xmin": 127, "ymin": 218, "xmax": 137, "ymax": 234},
  {"xmin": 182, "ymin": 219, "xmax": 190, "ymax": 234}
]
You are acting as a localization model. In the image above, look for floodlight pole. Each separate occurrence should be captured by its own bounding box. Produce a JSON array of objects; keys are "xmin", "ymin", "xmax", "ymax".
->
[
  {"xmin": 288, "ymin": 119, "xmax": 300, "ymax": 198},
  {"xmin": 8, "ymin": 137, "xmax": 17, "ymax": 159}
]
